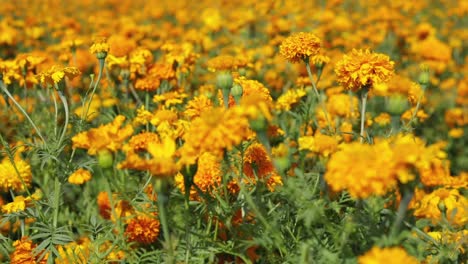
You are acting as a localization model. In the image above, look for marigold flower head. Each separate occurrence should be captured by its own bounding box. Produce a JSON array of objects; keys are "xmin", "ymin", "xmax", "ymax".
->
[
  {"xmin": 0, "ymin": 156, "xmax": 32, "ymax": 193},
  {"xmin": 242, "ymin": 143, "xmax": 282, "ymax": 192},
  {"xmin": 413, "ymin": 188, "xmax": 467, "ymax": 226},
  {"xmin": 72, "ymin": 115, "xmax": 134, "ymax": 155},
  {"xmin": 206, "ymin": 55, "xmax": 248, "ymax": 72},
  {"xmin": 280, "ymin": 32, "xmax": 321, "ymax": 63},
  {"xmin": 90, "ymin": 37, "xmax": 110, "ymax": 57},
  {"xmin": 358, "ymin": 247, "xmax": 418, "ymax": 264},
  {"xmin": 175, "ymin": 152, "xmax": 222, "ymax": 200},
  {"xmin": 37, "ymin": 65, "xmax": 81, "ymax": 87},
  {"xmin": 276, "ymin": 88, "xmax": 307, "ymax": 111},
  {"xmin": 125, "ymin": 213, "xmax": 160, "ymax": 244},
  {"xmin": 178, "ymin": 106, "xmax": 251, "ymax": 165},
  {"xmin": 335, "ymin": 49, "xmax": 395, "ymax": 92},
  {"xmin": 68, "ymin": 168, "xmax": 92, "ymax": 185},
  {"xmin": 10, "ymin": 237, "xmax": 48, "ymax": 264},
  {"xmin": 184, "ymin": 94, "xmax": 213, "ymax": 120}
]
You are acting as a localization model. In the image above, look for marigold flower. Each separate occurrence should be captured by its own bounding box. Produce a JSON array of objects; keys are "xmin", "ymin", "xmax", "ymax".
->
[
  {"xmin": 242, "ymin": 143, "xmax": 282, "ymax": 192},
  {"xmin": 276, "ymin": 88, "xmax": 307, "ymax": 111},
  {"xmin": 413, "ymin": 188, "xmax": 467, "ymax": 226},
  {"xmin": 184, "ymin": 95, "xmax": 213, "ymax": 120},
  {"xmin": 56, "ymin": 238, "xmax": 91, "ymax": 264},
  {"xmin": 125, "ymin": 214, "xmax": 160, "ymax": 244},
  {"xmin": 68, "ymin": 168, "xmax": 92, "ymax": 185},
  {"xmin": 90, "ymin": 37, "xmax": 110, "ymax": 60},
  {"xmin": 10, "ymin": 237, "xmax": 48, "ymax": 264},
  {"xmin": 37, "ymin": 65, "xmax": 81, "ymax": 87},
  {"xmin": 72, "ymin": 115, "xmax": 134, "ymax": 155},
  {"xmin": 358, "ymin": 247, "xmax": 418, "ymax": 264},
  {"xmin": 325, "ymin": 141, "xmax": 396, "ymax": 198},
  {"xmin": 335, "ymin": 49, "xmax": 394, "ymax": 92},
  {"xmin": 175, "ymin": 152, "xmax": 222, "ymax": 200},
  {"xmin": 0, "ymin": 156, "xmax": 32, "ymax": 193},
  {"xmin": 206, "ymin": 55, "xmax": 248, "ymax": 72},
  {"xmin": 374, "ymin": 113, "xmax": 391, "ymax": 126},
  {"xmin": 178, "ymin": 106, "xmax": 251, "ymax": 165},
  {"xmin": 279, "ymin": 32, "xmax": 321, "ymax": 63}
]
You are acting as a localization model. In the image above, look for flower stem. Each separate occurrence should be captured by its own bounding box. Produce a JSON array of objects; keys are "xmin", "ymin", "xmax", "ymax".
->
[
  {"xmin": 359, "ymin": 89, "xmax": 369, "ymax": 143},
  {"xmin": 83, "ymin": 58, "xmax": 104, "ymax": 120},
  {"xmin": 155, "ymin": 179, "xmax": 174, "ymax": 264},
  {"xmin": 57, "ymin": 90, "xmax": 69, "ymax": 148},
  {"xmin": 390, "ymin": 188, "xmax": 414, "ymax": 238},
  {"xmin": 305, "ymin": 61, "xmax": 333, "ymax": 133},
  {"xmin": 0, "ymin": 81, "xmax": 47, "ymax": 145}
]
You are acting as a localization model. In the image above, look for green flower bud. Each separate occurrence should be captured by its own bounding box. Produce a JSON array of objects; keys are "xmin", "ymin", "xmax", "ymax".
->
[
  {"xmin": 216, "ymin": 71, "xmax": 233, "ymax": 91},
  {"xmin": 231, "ymin": 83, "xmax": 243, "ymax": 105},
  {"xmin": 97, "ymin": 149, "xmax": 113, "ymax": 169},
  {"xmin": 386, "ymin": 95, "xmax": 409, "ymax": 115}
]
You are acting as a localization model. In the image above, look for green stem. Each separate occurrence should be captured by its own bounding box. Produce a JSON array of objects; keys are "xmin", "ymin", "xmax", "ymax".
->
[
  {"xmin": 155, "ymin": 179, "xmax": 174, "ymax": 264},
  {"xmin": 359, "ymin": 89, "xmax": 368, "ymax": 143},
  {"xmin": 305, "ymin": 61, "xmax": 333, "ymax": 134},
  {"xmin": 0, "ymin": 81, "xmax": 47, "ymax": 145},
  {"xmin": 390, "ymin": 188, "xmax": 414, "ymax": 238},
  {"xmin": 83, "ymin": 58, "xmax": 104, "ymax": 120},
  {"xmin": 57, "ymin": 90, "xmax": 69, "ymax": 147}
]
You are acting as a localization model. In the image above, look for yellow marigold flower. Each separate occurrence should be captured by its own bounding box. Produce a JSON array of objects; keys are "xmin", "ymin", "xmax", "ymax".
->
[
  {"xmin": 2, "ymin": 196, "xmax": 27, "ymax": 214},
  {"xmin": 125, "ymin": 213, "xmax": 160, "ymax": 244},
  {"xmin": 175, "ymin": 152, "xmax": 222, "ymax": 200},
  {"xmin": 184, "ymin": 94, "xmax": 213, "ymax": 120},
  {"xmin": 10, "ymin": 237, "xmax": 48, "ymax": 264},
  {"xmin": 56, "ymin": 238, "xmax": 91, "ymax": 264},
  {"xmin": 153, "ymin": 90, "xmax": 188, "ymax": 108},
  {"xmin": 242, "ymin": 143, "xmax": 282, "ymax": 192},
  {"xmin": 325, "ymin": 141, "xmax": 396, "ymax": 198},
  {"xmin": 119, "ymin": 136, "xmax": 178, "ymax": 178},
  {"xmin": 448, "ymin": 128, "xmax": 464, "ymax": 138},
  {"xmin": 37, "ymin": 65, "xmax": 81, "ymax": 87},
  {"xmin": 445, "ymin": 107, "xmax": 467, "ymax": 127},
  {"xmin": 206, "ymin": 54, "xmax": 248, "ymax": 72},
  {"xmin": 90, "ymin": 37, "xmax": 110, "ymax": 59},
  {"xmin": 408, "ymin": 82, "xmax": 425, "ymax": 106},
  {"xmin": 68, "ymin": 168, "xmax": 92, "ymax": 185},
  {"xmin": 401, "ymin": 107, "xmax": 429, "ymax": 122},
  {"xmin": 374, "ymin": 113, "xmax": 392, "ymax": 126},
  {"xmin": 279, "ymin": 32, "xmax": 321, "ymax": 63},
  {"xmin": 426, "ymin": 230, "xmax": 467, "ymax": 254},
  {"xmin": 0, "ymin": 156, "xmax": 32, "ymax": 193},
  {"xmin": 299, "ymin": 133, "xmax": 339, "ymax": 157},
  {"xmin": 413, "ymin": 188, "xmax": 467, "ymax": 226},
  {"xmin": 340, "ymin": 121, "xmax": 354, "ymax": 142},
  {"xmin": 72, "ymin": 115, "xmax": 134, "ymax": 155},
  {"xmin": 326, "ymin": 93, "xmax": 359, "ymax": 118},
  {"xmin": 178, "ymin": 106, "xmax": 251, "ymax": 165},
  {"xmin": 276, "ymin": 88, "xmax": 307, "ymax": 111},
  {"xmin": 335, "ymin": 49, "xmax": 395, "ymax": 92},
  {"xmin": 358, "ymin": 247, "xmax": 419, "ymax": 264},
  {"xmin": 133, "ymin": 106, "xmax": 153, "ymax": 126}
]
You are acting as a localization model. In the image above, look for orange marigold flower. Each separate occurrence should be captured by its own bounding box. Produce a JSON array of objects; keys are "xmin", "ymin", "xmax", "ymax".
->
[
  {"xmin": 335, "ymin": 49, "xmax": 394, "ymax": 92},
  {"xmin": 358, "ymin": 247, "xmax": 418, "ymax": 264},
  {"xmin": 72, "ymin": 115, "xmax": 134, "ymax": 155},
  {"xmin": 206, "ymin": 55, "xmax": 248, "ymax": 72},
  {"xmin": 2, "ymin": 190, "xmax": 41, "ymax": 214},
  {"xmin": 125, "ymin": 213, "xmax": 160, "ymax": 244},
  {"xmin": 242, "ymin": 143, "xmax": 282, "ymax": 192},
  {"xmin": 276, "ymin": 88, "xmax": 307, "ymax": 111},
  {"xmin": 10, "ymin": 237, "xmax": 48, "ymax": 264},
  {"xmin": 68, "ymin": 168, "xmax": 92, "ymax": 185},
  {"xmin": 175, "ymin": 152, "xmax": 222, "ymax": 200},
  {"xmin": 279, "ymin": 32, "xmax": 321, "ymax": 63}
]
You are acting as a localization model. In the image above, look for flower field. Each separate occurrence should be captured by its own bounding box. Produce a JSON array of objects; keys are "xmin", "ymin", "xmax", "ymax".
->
[{"xmin": 0, "ymin": 0, "xmax": 467, "ymax": 263}]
